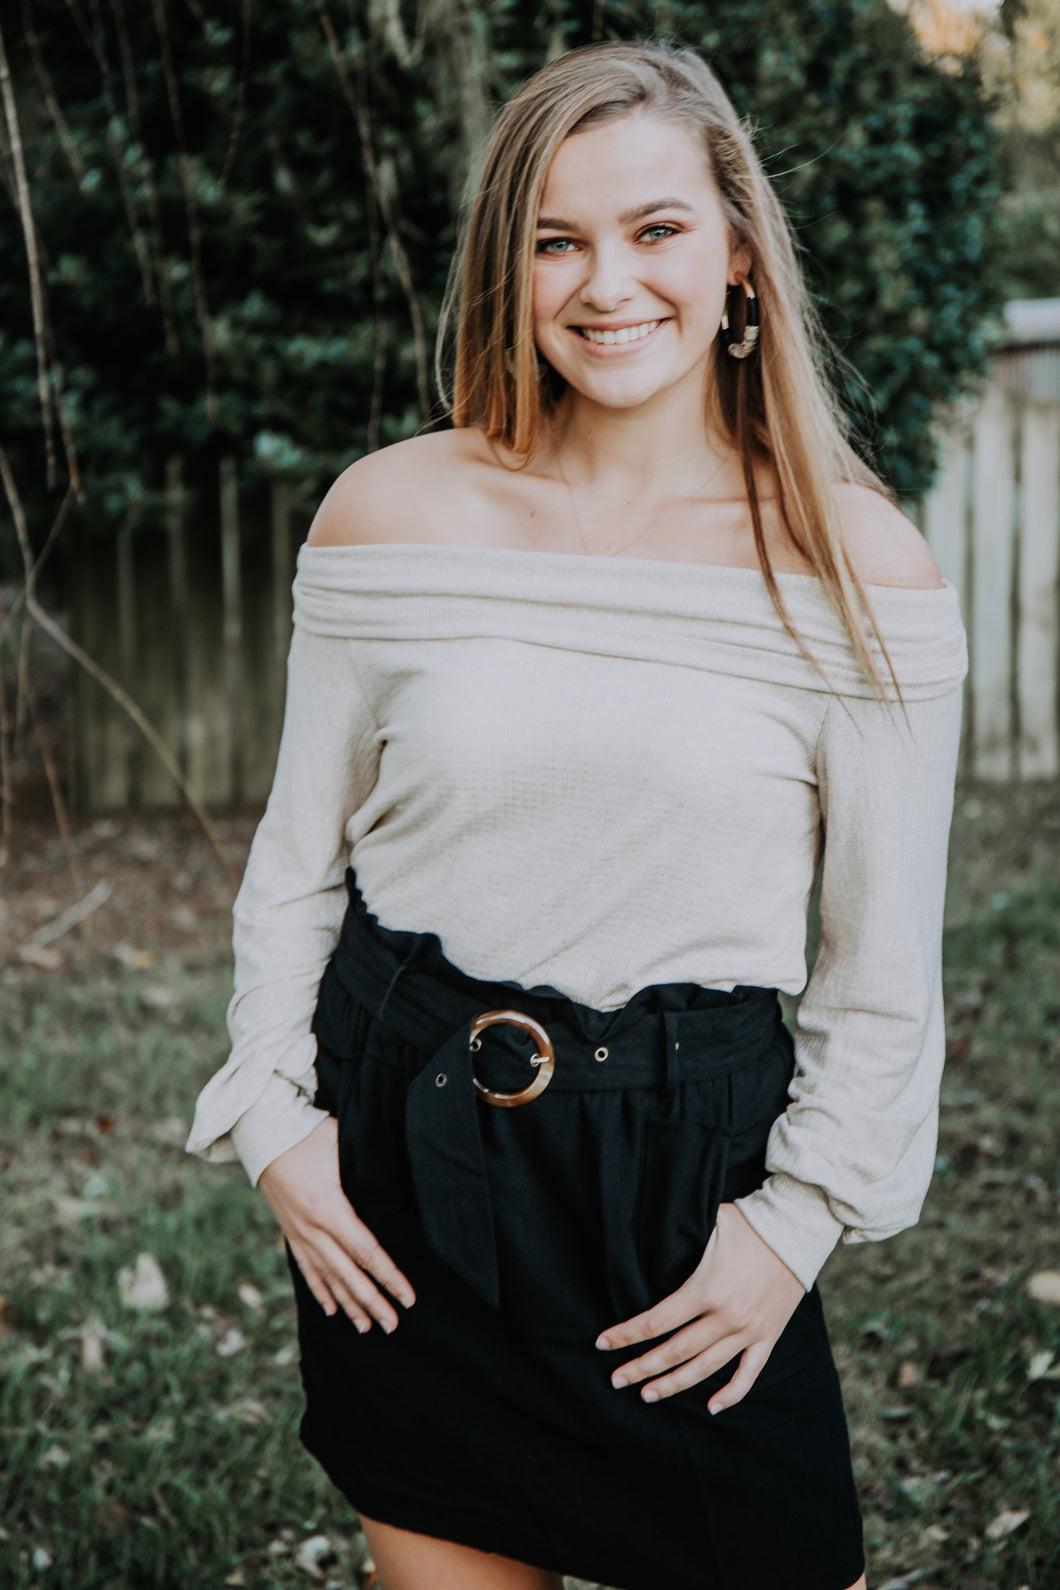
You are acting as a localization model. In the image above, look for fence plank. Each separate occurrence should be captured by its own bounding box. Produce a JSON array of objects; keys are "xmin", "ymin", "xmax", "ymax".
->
[
  {"xmin": 183, "ymin": 517, "xmax": 230, "ymax": 806},
  {"xmin": 971, "ymin": 385, "xmax": 1018, "ymax": 778},
  {"xmin": 166, "ymin": 455, "xmax": 190, "ymax": 780},
  {"xmin": 1017, "ymin": 400, "xmax": 1060, "ymax": 777},
  {"xmin": 136, "ymin": 513, "xmax": 182, "ymax": 807},
  {"xmin": 71, "ymin": 533, "xmax": 128, "ymax": 810},
  {"xmin": 923, "ymin": 418, "xmax": 969, "ymax": 592},
  {"xmin": 219, "ymin": 456, "xmax": 243, "ymax": 805},
  {"xmin": 271, "ymin": 483, "xmax": 292, "ymax": 688}
]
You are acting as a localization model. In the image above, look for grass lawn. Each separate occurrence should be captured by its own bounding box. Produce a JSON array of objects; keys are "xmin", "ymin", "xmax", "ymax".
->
[{"xmin": 1, "ymin": 782, "xmax": 1058, "ymax": 1590}]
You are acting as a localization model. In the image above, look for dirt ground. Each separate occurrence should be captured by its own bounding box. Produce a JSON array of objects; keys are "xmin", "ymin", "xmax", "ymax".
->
[{"xmin": 0, "ymin": 803, "xmax": 256, "ymax": 982}]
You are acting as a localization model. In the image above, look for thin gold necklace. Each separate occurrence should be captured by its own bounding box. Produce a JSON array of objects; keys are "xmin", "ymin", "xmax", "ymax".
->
[{"xmin": 555, "ymin": 448, "xmax": 730, "ymax": 559}]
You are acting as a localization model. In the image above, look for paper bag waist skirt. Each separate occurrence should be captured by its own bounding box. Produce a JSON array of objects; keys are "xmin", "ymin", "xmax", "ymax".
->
[{"xmin": 287, "ymin": 868, "xmax": 866, "ymax": 1590}]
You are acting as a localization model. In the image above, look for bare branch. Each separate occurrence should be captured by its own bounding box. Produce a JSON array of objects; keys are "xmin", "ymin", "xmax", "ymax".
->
[
  {"xmin": 0, "ymin": 626, "xmax": 11, "ymax": 863},
  {"xmin": 109, "ymin": 0, "xmax": 180, "ymax": 356},
  {"xmin": 22, "ymin": 0, "xmax": 88, "ymax": 188},
  {"xmin": 218, "ymin": 0, "xmax": 252, "ymax": 188},
  {"xmin": 0, "ymin": 15, "xmax": 56, "ymax": 483},
  {"xmin": 0, "ymin": 604, "xmax": 86, "ymax": 899},
  {"xmin": 30, "ymin": 879, "xmax": 112, "ymax": 947},
  {"xmin": 317, "ymin": 2, "xmax": 431, "ymax": 419},
  {"xmin": 78, "ymin": 0, "xmax": 157, "ymax": 313},
  {"xmin": 6, "ymin": 486, "xmax": 76, "ymax": 623},
  {"xmin": 151, "ymin": 0, "xmax": 218, "ymax": 417}
]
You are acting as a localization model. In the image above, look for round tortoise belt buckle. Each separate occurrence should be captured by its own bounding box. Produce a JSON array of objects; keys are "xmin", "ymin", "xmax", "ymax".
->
[{"xmin": 469, "ymin": 1009, "xmax": 555, "ymax": 1107}]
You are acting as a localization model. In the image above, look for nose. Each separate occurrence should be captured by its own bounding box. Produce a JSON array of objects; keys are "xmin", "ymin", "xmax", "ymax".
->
[{"xmin": 577, "ymin": 244, "xmax": 635, "ymax": 314}]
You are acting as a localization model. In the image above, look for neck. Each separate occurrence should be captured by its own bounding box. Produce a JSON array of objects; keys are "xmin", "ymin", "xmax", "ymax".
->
[{"xmin": 546, "ymin": 375, "xmax": 738, "ymax": 501}]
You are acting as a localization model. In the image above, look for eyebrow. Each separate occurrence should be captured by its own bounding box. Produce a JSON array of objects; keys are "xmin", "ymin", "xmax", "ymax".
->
[{"xmin": 535, "ymin": 197, "xmax": 696, "ymax": 230}]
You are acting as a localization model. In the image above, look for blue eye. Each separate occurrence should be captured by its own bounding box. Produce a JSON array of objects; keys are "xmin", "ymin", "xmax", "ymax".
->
[
  {"xmin": 535, "ymin": 237, "xmax": 576, "ymax": 255},
  {"xmin": 640, "ymin": 224, "xmax": 679, "ymax": 242}
]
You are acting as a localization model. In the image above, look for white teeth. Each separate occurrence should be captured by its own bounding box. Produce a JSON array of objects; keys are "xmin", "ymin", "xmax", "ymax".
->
[{"xmin": 579, "ymin": 320, "xmax": 660, "ymax": 346}]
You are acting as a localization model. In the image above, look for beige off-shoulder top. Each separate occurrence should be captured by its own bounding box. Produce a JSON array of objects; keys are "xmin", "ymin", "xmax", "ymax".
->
[{"xmin": 185, "ymin": 541, "xmax": 968, "ymax": 1293}]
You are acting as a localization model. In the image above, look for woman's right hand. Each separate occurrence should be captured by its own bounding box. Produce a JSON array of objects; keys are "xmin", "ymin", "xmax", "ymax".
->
[{"xmin": 258, "ymin": 1116, "xmax": 416, "ymax": 1332}]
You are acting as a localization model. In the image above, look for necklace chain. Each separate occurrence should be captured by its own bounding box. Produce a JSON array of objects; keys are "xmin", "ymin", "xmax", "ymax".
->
[{"xmin": 555, "ymin": 448, "xmax": 730, "ymax": 559}]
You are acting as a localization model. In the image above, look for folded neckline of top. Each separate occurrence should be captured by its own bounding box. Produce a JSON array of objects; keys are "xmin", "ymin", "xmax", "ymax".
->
[{"xmin": 296, "ymin": 539, "xmax": 956, "ymax": 600}]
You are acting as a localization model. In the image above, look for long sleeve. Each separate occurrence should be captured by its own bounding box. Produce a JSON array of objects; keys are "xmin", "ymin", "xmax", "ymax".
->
[
  {"xmin": 184, "ymin": 621, "xmax": 381, "ymax": 1185},
  {"xmin": 731, "ymin": 676, "xmax": 964, "ymax": 1292}
]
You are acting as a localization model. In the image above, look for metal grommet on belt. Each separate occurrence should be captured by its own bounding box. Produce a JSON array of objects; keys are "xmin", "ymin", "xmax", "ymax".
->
[
  {"xmin": 469, "ymin": 1009, "xmax": 555, "ymax": 1107},
  {"xmin": 435, "ymin": 1073, "xmax": 447, "ymax": 1087},
  {"xmin": 594, "ymin": 1046, "xmax": 609, "ymax": 1062}
]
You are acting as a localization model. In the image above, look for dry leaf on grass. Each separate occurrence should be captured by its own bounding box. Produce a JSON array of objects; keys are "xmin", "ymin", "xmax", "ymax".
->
[
  {"xmin": 18, "ymin": 944, "xmax": 65, "ymax": 970},
  {"xmin": 295, "ymin": 1534, "xmax": 333, "ymax": 1579},
  {"xmin": 1026, "ymin": 1269, "xmax": 1060, "ymax": 1305},
  {"xmin": 117, "ymin": 1252, "xmax": 169, "ymax": 1312},
  {"xmin": 54, "ymin": 1195, "xmax": 118, "ymax": 1223},
  {"xmin": 113, "ymin": 943, "xmax": 156, "ymax": 970},
  {"xmin": 79, "ymin": 1335, "xmax": 104, "ymax": 1373},
  {"xmin": 215, "ymin": 1326, "xmax": 246, "ymax": 1357},
  {"xmin": 985, "ymin": 1508, "xmax": 1030, "ymax": 1541},
  {"xmin": 141, "ymin": 983, "xmax": 179, "ymax": 1010}
]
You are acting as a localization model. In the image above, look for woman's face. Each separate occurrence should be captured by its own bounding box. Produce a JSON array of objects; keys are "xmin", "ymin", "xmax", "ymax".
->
[{"xmin": 531, "ymin": 112, "xmax": 750, "ymax": 414}]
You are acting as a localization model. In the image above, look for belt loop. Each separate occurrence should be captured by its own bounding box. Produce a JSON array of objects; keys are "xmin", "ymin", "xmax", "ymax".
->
[
  {"xmin": 662, "ymin": 1012, "xmax": 681, "ymax": 1104},
  {"xmin": 377, "ymin": 931, "xmax": 431, "ymax": 1024}
]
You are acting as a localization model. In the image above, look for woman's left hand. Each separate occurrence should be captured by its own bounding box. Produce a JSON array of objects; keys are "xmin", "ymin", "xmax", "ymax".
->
[{"xmin": 595, "ymin": 1201, "xmax": 806, "ymax": 1413}]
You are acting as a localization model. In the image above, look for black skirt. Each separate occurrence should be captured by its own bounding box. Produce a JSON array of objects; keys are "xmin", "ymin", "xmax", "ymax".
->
[{"xmin": 289, "ymin": 869, "xmax": 865, "ymax": 1590}]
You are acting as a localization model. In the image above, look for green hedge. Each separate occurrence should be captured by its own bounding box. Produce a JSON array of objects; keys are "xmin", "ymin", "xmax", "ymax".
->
[{"xmin": 0, "ymin": 0, "xmax": 1003, "ymax": 571}]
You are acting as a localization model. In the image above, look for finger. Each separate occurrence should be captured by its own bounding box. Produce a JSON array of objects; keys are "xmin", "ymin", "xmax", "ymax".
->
[
  {"xmin": 635, "ymin": 1336, "xmax": 749, "ymax": 1402},
  {"xmin": 346, "ymin": 1222, "xmax": 417, "ymax": 1311},
  {"xmin": 611, "ymin": 1326, "xmax": 744, "ymax": 1392},
  {"xmin": 289, "ymin": 1241, "xmax": 344, "ymax": 1322},
  {"xmin": 319, "ymin": 1250, "xmax": 402, "ymax": 1332},
  {"xmin": 324, "ymin": 1203, "xmax": 417, "ymax": 1311},
  {"xmin": 324, "ymin": 1269, "xmax": 377, "ymax": 1334},
  {"xmin": 703, "ymin": 1340, "xmax": 771, "ymax": 1414},
  {"xmin": 595, "ymin": 1288, "xmax": 706, "ymax": 1352},
  {"xmin": 304, "ymin": 1265, "xmax": 339, "ymax": 1318}
]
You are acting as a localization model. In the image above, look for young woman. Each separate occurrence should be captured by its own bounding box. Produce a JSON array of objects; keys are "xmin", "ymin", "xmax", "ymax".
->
[{"xmin": 187, "ymin": 39, "xmax": 967, "ymax": 1590}]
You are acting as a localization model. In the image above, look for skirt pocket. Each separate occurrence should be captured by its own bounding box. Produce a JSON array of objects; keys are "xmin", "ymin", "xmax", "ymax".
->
[
  {"xmin": 634, "ymin": 1117, "xmax": 732, "ymax": 1303},
  {"xmin": 310, "ymin": 959, "xmax": 379, "ymax": 1202}
]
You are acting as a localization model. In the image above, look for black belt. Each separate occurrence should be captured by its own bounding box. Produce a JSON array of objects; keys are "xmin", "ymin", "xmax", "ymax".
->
[{"xmin": 327, "ymin": 868, "xmax": 782, "ymax": 1310}]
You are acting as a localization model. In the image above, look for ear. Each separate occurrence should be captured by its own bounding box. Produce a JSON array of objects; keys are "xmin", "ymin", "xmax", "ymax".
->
[{"xmin": 727, "ymin": 239, "xmax": 753, "ymax": 286}]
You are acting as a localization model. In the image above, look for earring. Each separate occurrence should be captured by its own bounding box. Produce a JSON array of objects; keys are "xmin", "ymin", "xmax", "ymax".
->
[{"xmin": 719, "ymin": 278, "xmax": 760, "ymax": 360}]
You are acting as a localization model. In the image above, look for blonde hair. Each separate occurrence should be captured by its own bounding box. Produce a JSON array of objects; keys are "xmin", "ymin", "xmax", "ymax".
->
[{"xmin": 436, "ymin": 38, "xmax": 901, "ymax": 702}]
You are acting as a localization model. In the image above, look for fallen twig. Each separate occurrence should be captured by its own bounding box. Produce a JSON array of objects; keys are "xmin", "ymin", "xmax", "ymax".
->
[{"xmin": 30, "ymin": 879, "xmax": 113, "ymax": 947}]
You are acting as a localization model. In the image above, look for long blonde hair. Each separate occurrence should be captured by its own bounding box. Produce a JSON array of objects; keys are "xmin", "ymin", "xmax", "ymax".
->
[{"xmin": 436, "ymin": 39, "xmax": 901, "ymax": 701}]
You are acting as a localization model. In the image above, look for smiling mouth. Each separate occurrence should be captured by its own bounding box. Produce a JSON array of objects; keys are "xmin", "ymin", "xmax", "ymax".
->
[{"xmin": 574, "ymin": 319, "xmax": 663, "ymax": 346}]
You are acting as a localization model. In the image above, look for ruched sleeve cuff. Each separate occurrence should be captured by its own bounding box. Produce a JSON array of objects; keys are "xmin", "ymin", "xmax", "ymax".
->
[
  {"xmin": 227, "ymin": 1074, "xmax": 331, "ymax": 1187},
  {"xmin": 733, "ymin": 652, "xmax": 965, "ymax": 1294},
  {"xmin": 184, "ymin": 616, "xmax": 381, "ymax": 1184},
  {"xmin": 732, "ymin": 1173, "xmax": 846, "ymax": 1293}
]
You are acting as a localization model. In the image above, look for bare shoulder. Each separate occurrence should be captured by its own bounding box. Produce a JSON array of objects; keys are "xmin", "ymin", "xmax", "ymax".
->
[
  {"xmin": 833, "ymin": 482, "xmax": 944, "ymax": 591},
  {"xmin": 306, "ymin": 429, "xmax": 485, "ymax": 547}
]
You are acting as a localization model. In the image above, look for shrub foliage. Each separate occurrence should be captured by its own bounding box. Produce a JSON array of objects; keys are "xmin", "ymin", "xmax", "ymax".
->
[{"xmin": 0, "ymin": 0, "xmax": 1002, "ymax": 571}]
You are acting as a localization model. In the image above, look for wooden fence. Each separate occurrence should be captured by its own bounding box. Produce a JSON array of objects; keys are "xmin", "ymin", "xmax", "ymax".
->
[
  {"xmin": 67, "ymin": 308, "xmax": 1060, "ymax": 810},
  {"xmin": 69, "ymin": 459, "xmax": 304, "ymax": 810},
  {"xmin": 920, "ymin": 299, "xmax": 1060, "ymax": 780}
]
